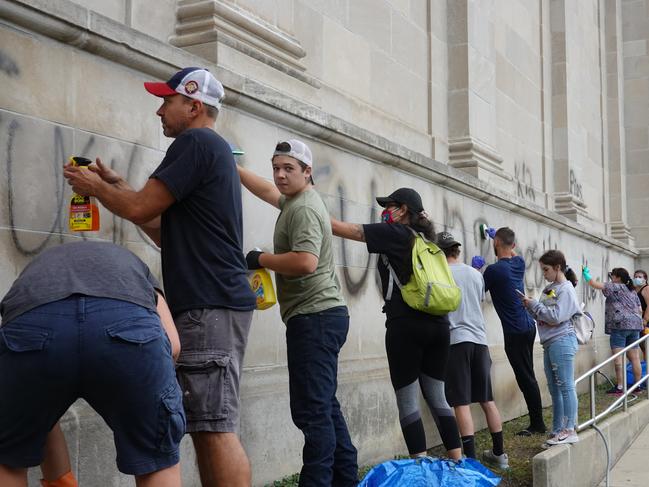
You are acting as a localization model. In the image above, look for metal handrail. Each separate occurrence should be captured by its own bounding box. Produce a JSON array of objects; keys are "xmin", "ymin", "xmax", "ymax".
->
[
  {"xmin": 574, "ymin": 331, "xmax": 649, "ymax": 487},
  {"xmin": 576, "ymin": 332, "xmax": 649, "ymax": 432}
]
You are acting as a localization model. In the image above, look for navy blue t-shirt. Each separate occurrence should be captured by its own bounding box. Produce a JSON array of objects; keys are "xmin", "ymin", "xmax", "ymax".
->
[
  {"xmin": 151, "ymin": 128, "xmax": 256, "ymax": 315},
  {"xmin": 483, "ymin": 255, "xmax": 535, "ymax": 334}
]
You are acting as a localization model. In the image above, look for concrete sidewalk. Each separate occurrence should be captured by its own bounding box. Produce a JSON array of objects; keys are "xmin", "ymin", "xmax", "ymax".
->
[{"xmin": 598, "ymin": 422, "xmax": 649, "ymax": 487}]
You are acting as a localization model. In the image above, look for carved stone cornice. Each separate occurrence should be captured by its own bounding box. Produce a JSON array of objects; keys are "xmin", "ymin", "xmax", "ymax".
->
[{"xmin": 170, "ymin": 0, "xmax": 320, "ymax": 87}]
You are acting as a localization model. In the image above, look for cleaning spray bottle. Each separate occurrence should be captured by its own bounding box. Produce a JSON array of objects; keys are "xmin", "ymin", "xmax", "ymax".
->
[
  {"xmin": 68, "ymin": 156, "xmax": 100, "ymax": 232},
  {"xmin": 247, "ymin": 248, "xmax": 277, "ymax": 310}
]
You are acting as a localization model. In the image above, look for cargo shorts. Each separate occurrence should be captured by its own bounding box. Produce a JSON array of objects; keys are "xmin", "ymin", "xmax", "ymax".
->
[{"xmin": 174, "ymin": 308, "xmax": 253, "ymax": 433}]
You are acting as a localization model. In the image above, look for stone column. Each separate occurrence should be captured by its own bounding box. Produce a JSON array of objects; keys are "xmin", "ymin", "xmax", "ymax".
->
[
  {"xmin": 606, "ymin": 0, "xmax": 634, "ymax": 244},
  {"xmin": 622, "ymin": 0, "xmax": 649, "ymax": 253},
  {"xmin": 549, "ymin": 0, "xmax": 590, "ymax": 223},
  {"xmin": 447, "ymin": 0, "xmax": 511, "ymax": 189}
]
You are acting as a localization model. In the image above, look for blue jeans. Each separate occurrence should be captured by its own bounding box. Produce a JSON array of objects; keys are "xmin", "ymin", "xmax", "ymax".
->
[
  {"xmin": 543, "ymin": 334, "xmax": 578, "ymax": 432},
  {"xmin": 286, "ymin": 306, "xmax": 358, "ymax": 487}
]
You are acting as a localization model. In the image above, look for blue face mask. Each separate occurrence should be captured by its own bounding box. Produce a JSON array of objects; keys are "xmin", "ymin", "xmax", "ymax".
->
[{"xmin": 633, "ymin": 277, "xmax": 647, "ymax": 287}]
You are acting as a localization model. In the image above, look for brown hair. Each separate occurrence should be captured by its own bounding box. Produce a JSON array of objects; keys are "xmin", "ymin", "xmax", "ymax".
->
[
  {"xmin": 611, "ymin": 267, "xmax": 634, "ymax": 291},
  {"xmin": 442, "ymin": 245, "xmax": 461, "ymax": 259},
  {"xmin": 495, "ymin": 227, "xmax": 516, "ymax": 246},
  {"xmin": 634, "ymin": 269, "xmax": 648, "ymax": 280},
  {"xmin": 539, "ymin": 250, "xmax": 577, "ymax": 287}
]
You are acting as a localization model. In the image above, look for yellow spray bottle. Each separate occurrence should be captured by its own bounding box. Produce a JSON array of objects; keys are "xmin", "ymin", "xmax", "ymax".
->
[
  {"xmin": 247, "ymin": 248, "xmax": 277, "ymax": 310},
  {"xmin": 68, "ymin": 156, "xmax": 100, "ymax": 232}
]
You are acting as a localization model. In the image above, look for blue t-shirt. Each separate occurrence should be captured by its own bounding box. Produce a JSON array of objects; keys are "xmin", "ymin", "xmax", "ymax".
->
[
  {"xmin": 483, "ymin": 255, "xmax": 535, "ymax": 334},
  {"xmin": 151, "ymin": 128, "xmax": 256, "ymax": 315}
]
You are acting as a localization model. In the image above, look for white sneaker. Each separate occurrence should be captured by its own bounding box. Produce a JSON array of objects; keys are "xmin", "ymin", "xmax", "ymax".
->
[
  {"xmin": 545, "ymin": 429, "xmax": 579, "ymax": 445},
  {"xmin": 482, "ymin": 450, "xmax": 509, "ymax": 469}
]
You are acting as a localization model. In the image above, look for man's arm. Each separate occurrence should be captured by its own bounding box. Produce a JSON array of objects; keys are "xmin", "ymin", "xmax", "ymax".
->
[
  {"xmin": 65, "ymin": 163, "xmax": 175, "ymax": 225},
  {"xmin": 254, "ymin": 251, "xmax": 318, "ymax": 276},
  {"xmin": 331, "ymin": 217, "xmax": 365, "ymax": 242},
  {"xmin": 139, "ymin": 216, "xmax": 161, "ymax": 247},
  {"xmin": 642, "ymin": 287, "xmax": 649, "ymax": 325},
  {"xmin": 237, "ymin": 165, "xmax": 281, "ymax": 209},
  {"xmin": 157, "ymin": 292, "xmax": 180, "ymax": 361}
]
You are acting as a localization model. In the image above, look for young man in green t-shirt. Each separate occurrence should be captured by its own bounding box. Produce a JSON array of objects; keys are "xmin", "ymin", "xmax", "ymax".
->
[{"xmin": 238, "ymin": 140, "xmax": 358, "ymax": 487}]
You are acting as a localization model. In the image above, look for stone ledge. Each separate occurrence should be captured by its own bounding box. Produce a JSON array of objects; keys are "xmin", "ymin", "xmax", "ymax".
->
[
  {"xmin": 532, "ymin": 399, "xmax": 649, "ymax": 487},
  {"xmin": 0, "ymin": 0, "xmax": 639, "ymax": 257}
]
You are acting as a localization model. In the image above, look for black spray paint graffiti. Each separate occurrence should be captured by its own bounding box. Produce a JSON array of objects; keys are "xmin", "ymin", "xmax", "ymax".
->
[
  {"xmin": 3, "ymin": 115, "xmax": 159, "ymax": 256},
  {"xmin": 0, "ymin": 50, "xmax": 20, "ymax": 78},
  {"xmin": 514, "ymin": 162, "xmax": 536, "ymax": 202},
  {"xmin": 5, "ymin": 118, "xmax": 66, "ymax": 255},
  {"xmin": 337, "ymin": 180, "xmax": 380, "ymax": 296},
  {"xmin": 569, "ymin": 169, "xmax": 583, "ymax": 200}
]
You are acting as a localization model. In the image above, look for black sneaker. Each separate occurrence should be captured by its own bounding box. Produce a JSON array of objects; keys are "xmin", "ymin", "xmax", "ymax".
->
[{"xmin": 516, "ymin": 426, "xmax": 546, "ymax": 436}]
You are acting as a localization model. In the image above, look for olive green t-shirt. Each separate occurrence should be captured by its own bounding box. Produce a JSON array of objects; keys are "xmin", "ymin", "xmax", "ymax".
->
[{"xmin": 274, "ymin": 188, "xmax": 345, "ymax": 322}]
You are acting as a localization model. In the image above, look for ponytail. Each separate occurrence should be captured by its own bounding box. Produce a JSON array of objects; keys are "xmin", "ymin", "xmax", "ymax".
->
[
  {"xmin": 611, "ymin": 267, "xmax": 635, "ymax": 291},
  {"xmin": 564, "ymin": 266, "xmax": 578, "ymax": 288}
]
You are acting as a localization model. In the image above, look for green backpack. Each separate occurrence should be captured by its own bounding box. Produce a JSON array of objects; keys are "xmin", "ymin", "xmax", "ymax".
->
[{"xmin": 382, "ymin": 231, "xmax": 461, "ymax": 315}]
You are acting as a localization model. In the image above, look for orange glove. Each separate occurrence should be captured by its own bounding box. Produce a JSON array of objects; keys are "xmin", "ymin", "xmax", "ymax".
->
[{"xmin": 41, "ymin": 471, "xmax": 78, "ymax": 487}]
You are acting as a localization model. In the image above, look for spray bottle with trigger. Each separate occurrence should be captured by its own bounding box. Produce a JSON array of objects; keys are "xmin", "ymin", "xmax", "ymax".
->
[{"xmin": 68, "ymin": 156, "xmax": 100, "ymax": 232}]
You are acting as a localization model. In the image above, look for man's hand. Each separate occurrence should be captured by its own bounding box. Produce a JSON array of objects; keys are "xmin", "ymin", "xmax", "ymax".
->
[
  {"xmin": 246, "ymin": 250, "xmax": 264, "ymax": 270},
  {"xmin": 89, "ymin": 157, "xmax": 122, "ymax": 184},
  {"xmin": 64, "ymin": 162, "xmax": 105, "ymax": 196}
]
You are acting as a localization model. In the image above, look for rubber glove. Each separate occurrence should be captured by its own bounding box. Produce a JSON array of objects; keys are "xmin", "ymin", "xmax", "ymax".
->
[
  {"xmin": 582, "ymin": 266, "xmax": 592, "ymax": 282},
  {"xmin": 471, "ymin": 256, "xmax": 486, "ymax": 270},
  {"xmin": 486, "ymin": 227, "xmax": 497, "ymax": 239},
  {"xmin": 245, "ymin": 250, "xmax": 264, "ymax": 269}
]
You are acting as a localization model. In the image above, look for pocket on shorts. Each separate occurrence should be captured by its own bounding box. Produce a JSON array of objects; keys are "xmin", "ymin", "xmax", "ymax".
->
[
  {"xmin": 176, "ymin": 351, "xmax": 231, "ymax": 421},
  {"xmin": 106, "ymin": 317, "xmax": 163, "ymax": 344},
  {"xmin": 0, "ymin": 325, "xmax": 50, "ymax": 353},
  {"xmin": 158, "ymin": 382, "xmax": 186, "ymax": 453}
]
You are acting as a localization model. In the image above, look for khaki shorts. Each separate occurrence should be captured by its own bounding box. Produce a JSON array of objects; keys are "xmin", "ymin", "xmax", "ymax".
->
[{"xmin": 175, "ymin": 308, "xmax": 253, "ymax": 433}]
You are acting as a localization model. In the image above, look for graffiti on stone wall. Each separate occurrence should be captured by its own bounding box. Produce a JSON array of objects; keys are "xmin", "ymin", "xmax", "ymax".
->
[
  {"xmin": 1, "ymin": 113, "xmax": 159, "ymax": 257},
  {"xmin": 0, "ymin": 50, "xmax": 20, "ymax": 77},
  {"xmin": 514, "ymin": 161, "xmax": 536, "ymax": 202},
  {"xmin": 569, "ymin": 169, "xmax": 583, "ymax": 200}
]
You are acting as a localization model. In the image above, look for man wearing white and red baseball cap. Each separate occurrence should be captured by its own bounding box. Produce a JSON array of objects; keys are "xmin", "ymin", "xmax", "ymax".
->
[{"xmin": 64, "ymin": 68, "xmax": 256, "ymax": 486}]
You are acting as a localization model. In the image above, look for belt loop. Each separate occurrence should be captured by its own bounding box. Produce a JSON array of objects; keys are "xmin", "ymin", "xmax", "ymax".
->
[{"xmin": 78, "ymin": 296, "xmax": 85, "ymax": 322}]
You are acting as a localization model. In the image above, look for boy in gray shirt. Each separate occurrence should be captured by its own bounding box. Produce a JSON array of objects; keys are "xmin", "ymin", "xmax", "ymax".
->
[{"xmin": 437, "ymin": 232, "xmax": 508, "ymax": 469}]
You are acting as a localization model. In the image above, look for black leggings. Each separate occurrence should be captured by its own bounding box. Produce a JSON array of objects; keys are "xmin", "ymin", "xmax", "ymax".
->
[{"xmin": 385, "ymin": 316, "xmax": 461, "ymax": 454}]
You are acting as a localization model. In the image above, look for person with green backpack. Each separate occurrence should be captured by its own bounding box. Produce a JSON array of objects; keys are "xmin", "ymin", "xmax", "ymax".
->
[{"xmin": 331, "ymin": 187, "xmax": 462, "ymax": 460}]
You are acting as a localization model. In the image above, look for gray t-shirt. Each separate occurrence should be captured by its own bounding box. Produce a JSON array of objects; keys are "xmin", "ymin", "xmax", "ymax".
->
[
  {"xmin": 448, "ymin": 263, "xmax": 488, "ymax": 346},
  {"xmin": 526, "ymin": 280, "xmax": 581, "ymax": 346},
  {"xmin": 274, "ymin": 188, "xmax": 345, "ymax": 322},
  {"xmin": 1, "ymin": 241, "xmax": 160, "ymax": 324}
]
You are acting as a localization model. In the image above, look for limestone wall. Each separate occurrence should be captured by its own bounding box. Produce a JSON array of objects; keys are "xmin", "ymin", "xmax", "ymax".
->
[{"xmin": 0, "ymin": 0, "xmax": 645, "ymax": 485}]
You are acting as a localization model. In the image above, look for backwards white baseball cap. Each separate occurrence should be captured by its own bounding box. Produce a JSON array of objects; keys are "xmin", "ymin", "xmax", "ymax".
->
[{"xmin": 144, "ymin": 67, "xmax": 225, "ymax": 109}]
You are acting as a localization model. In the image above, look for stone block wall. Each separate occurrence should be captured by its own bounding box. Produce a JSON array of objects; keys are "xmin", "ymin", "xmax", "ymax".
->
[{"xmin": 0, "ymin": 0, "xmax": 646, "ymax": 484}]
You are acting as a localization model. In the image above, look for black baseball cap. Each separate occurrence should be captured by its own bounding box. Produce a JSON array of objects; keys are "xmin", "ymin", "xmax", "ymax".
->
[
  {"xmin": 436, "ymin": 232, "xmax": 462, "ymax": 249},
  {"xmin": 376, "ymin": 188, "xmax": 424, "ymax": 213}
]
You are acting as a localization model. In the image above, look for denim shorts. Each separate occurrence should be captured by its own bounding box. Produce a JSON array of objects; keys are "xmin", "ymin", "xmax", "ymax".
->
[
  {"xmin": 0, "ymin": 296, "xmax": 184, "ymax": 475},
  {"xmin": 174, "ymin": 308, "xmax": 253, "ymax": 433},
  {"xmin": 609, "ymin": 329, "xmax": 641, "ymax": 349}
]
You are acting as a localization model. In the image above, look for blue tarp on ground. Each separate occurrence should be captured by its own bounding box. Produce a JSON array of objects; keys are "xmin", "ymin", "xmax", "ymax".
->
[{"xmin": 358, "ymin": 457, "xmax": 501, "ymax": 487}]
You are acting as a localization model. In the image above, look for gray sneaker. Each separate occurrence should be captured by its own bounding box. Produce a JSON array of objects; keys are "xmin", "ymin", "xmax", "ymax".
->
[{"xmin": 482, "ymin": 450, "xmax": 509, "ymax": 470}]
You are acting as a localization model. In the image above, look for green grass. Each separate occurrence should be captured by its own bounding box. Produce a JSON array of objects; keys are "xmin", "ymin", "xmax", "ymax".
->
[{"xmin": 265, "ymin": 381, "xmax": 646, "ymax": 487}]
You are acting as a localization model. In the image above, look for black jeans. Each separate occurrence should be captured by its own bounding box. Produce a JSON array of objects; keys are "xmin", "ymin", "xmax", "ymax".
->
[
  {"xmin": 286, "ymin": 306, "xmax": 358, "ymax": 487},
  {"xmin": 503, "ymin": 328, "xmax": 546, "ymax": 430}
]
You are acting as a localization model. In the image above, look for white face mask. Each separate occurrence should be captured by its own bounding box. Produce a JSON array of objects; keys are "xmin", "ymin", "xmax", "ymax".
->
[{"xmin": 633, "ymin": 277, "xmax": 647, "ymax": 287}]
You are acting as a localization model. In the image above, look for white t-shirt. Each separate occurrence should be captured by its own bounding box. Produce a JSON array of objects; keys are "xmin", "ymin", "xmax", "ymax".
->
[{"xmin": 448, "ymin": 262, "xmax": 488, "ymax": 346}]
